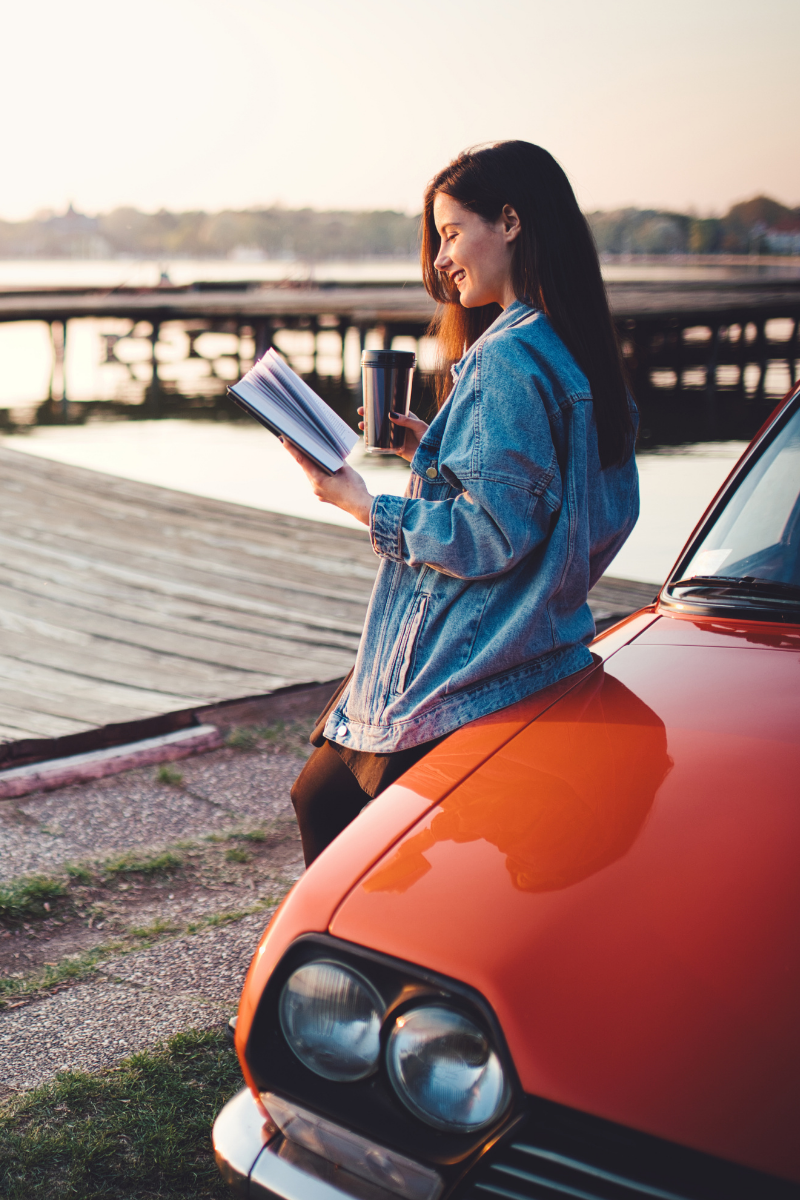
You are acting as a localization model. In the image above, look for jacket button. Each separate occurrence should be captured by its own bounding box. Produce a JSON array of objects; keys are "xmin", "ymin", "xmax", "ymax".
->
[
  {"xmin": 425, "ymin": 466, "xmax": 438, "ymax": 479},
  {"xmin": 336, "ymin": 723, "xmax": 348, "ymax": 737}
]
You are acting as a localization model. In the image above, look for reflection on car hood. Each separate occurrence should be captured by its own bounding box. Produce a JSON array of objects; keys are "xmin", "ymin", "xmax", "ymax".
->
[{"xmin": 330, "ymin": 622, "xmax": 800, "ymax": 1184}]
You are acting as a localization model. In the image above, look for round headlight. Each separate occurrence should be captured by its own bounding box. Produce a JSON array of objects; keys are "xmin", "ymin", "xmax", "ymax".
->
[
  {"xmin": 279, "ymin": 960, "xmax": 382, "ymax": 1081},
  {"xmin": 387, "ymin": 1006, "xmax": 509, "ymax": 1132}
]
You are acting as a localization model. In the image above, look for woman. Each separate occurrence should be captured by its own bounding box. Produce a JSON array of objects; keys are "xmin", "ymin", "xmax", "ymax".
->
[{"xmin": 282, "ymin": 140, "xmax": 639, "ymax": 866}]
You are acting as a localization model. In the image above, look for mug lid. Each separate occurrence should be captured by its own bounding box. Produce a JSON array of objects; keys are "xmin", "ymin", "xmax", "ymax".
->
[{"xmin": 361, "ymin": 349, "xmax": 416, "ymax": 367}]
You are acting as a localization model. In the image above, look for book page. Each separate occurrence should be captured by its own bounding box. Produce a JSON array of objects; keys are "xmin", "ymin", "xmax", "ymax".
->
[
  {"xmin": 262, "ymin": 351, "xmax": 358, "ymax": 457},
  {"xmin": 252, "ymin": 357, "xmax": 342, "ymax": 457},
  {"xmin": 230, "ymin": 349, "xmax": 359, "ymax": 471},
  {"xmin": 244, "ymin": 352, "xmax": 358, "ymax": 455},
  {"xmin": 230, "ymin": 377, "xmax": 345, "ymax": 474}
]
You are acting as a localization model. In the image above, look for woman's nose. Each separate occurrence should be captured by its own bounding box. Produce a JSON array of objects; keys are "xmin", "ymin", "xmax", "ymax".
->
[{"xmin": 434, "ymin": 243, "xmax": 450, "ymax": 272}]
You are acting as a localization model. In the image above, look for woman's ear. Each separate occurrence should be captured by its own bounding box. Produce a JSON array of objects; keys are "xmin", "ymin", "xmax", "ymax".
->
[{"xmin": 501, "ymin": 205, "xmax": 522, "ymax": 243}]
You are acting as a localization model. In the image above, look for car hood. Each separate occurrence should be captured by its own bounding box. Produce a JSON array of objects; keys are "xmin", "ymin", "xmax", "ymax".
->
[{"xmin": 330, "ymin": 618, "xmax": 800, "ymax": 1183}]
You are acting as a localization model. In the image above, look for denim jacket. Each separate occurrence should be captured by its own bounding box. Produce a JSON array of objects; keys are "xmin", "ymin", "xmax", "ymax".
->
[{"xmin": 324, "ymin": 300, "xmax": 639, "ymax": 753}]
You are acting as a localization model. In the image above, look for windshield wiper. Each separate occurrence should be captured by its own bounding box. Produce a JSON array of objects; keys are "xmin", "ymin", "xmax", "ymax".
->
[{"xmin": 670, "ymin": 574, "xmax": 800, "ymax": 601}]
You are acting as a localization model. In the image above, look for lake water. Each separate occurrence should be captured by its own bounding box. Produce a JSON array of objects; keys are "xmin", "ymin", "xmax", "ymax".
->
[{"xmin": 1, "ymin": 419, "xmax": 746, "ymax": 585}]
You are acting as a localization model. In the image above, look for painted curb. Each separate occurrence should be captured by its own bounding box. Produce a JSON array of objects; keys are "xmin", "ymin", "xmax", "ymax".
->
[{"xmin": 0, "ymin": 724, "xmax": 222, "ymax": 800}]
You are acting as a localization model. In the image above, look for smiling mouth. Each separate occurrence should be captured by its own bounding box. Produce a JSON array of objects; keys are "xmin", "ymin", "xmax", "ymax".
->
[{"xmin": 450, "ymin": 269, "xmax": 466, "ymax": 286}]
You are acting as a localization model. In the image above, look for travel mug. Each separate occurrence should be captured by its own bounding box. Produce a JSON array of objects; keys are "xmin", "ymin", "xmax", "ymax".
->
[{"xmin": 361, "ymin": 349, "xmax": 416, "ymax": 454}]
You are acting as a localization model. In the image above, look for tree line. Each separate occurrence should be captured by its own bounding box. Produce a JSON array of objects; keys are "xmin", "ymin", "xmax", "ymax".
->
[{"xmin": 1, "ymin": 195, "xmax": 798, "ymax": 261}]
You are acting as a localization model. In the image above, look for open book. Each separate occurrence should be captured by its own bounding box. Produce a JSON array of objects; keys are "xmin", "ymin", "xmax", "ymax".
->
[{"xmin": 228, "ymin": 349, "xmax": 359, "ymax": 473}]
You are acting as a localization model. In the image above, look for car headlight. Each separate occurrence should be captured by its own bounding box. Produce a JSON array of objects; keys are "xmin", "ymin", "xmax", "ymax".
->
[
  {"xmin": 387, "ymin": 1006, "xmax": 509, "ymax": 1132},
  {"xmin": 279, "ymin": 960, "xmax": 382, "ymax": 1081}
]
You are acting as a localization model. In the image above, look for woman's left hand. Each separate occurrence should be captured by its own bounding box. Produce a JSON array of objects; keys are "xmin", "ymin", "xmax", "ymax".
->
[{"xmin": 280, "ymin": 439, "xmax": 373, "ymax": 526}]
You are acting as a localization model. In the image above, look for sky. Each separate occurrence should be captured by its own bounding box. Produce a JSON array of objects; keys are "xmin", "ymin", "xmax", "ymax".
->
[{"xmin": 2, "ymin": 0, "xmax": 798, "ymax": 220}]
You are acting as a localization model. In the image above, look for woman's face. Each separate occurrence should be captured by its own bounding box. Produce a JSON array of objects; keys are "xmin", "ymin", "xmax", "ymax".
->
[{"xmin": 433, "ymin": 192, "xmax": 520, "ymax": 310}]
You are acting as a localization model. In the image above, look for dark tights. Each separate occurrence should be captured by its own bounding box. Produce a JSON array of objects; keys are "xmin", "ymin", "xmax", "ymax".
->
[
  {"xmin": 290, "ymin": 741, "xmax": 373, "ymax": 866},
  {"xmin": 291, "ymin": 737, "xmax": 441, "ymax": 866}
]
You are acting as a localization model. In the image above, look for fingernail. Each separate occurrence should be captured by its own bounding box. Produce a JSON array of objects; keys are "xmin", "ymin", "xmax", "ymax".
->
[{"xmin": 389, "ymin": 411, "xmax": 401, "ymax": 418}]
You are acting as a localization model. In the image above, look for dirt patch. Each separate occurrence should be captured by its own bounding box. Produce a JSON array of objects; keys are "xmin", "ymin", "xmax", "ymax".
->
[{"xmin": 0, "ymin": 814, "xmax": 302, "ymax": 993}]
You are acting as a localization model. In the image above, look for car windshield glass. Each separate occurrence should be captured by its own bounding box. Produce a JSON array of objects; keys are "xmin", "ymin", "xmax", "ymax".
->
[{"xmin": 677, "ymin": 403, "xmax": 800, "ymax": 590}]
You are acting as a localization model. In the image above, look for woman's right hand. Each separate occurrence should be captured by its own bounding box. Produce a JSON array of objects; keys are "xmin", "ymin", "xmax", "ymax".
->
[{"xmin": 357, "ymin": 407, "xmax": 429, "ymax": 464}]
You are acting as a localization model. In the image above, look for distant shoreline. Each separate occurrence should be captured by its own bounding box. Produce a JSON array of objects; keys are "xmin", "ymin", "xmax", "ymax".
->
[{"xmin": 0, "ymin": 253, "xmax": 799, "ymax": 293}]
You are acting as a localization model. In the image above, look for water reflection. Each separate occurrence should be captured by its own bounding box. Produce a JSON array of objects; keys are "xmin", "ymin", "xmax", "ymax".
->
[
  {"xmin": 0, "ymin": 315, "xmax": 440, "ymax": 431},
  {"xmin": 364, "ymin": 669, "xmax": 672, "ymax": 895}
]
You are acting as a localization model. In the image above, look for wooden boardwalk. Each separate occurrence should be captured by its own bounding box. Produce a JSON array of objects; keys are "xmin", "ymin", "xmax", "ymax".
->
[{"xmin": 0, "ymin": 446, "xmax": 654, "ymax": 743}]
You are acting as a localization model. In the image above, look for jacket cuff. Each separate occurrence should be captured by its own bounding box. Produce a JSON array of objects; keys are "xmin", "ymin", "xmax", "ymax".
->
[{"xmin": 369, "ymin": 493, "xmax": 406, "ymax": 560}]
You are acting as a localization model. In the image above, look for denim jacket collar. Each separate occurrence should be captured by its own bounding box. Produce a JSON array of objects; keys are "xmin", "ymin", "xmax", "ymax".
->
[{"xmin": 450, "ymin": 300, "xmax": 537, "ymax": 383}]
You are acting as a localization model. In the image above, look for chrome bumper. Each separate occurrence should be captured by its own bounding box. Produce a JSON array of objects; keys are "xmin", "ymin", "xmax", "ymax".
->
[{"xmin": 213, "ymin": 1088, "xmax": 400, "ymax": 1200}]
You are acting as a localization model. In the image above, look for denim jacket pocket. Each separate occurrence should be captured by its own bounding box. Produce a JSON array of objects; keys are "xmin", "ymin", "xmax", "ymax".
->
[{"xmin": 389, "ymin": 593, "xmax": 429, "ymax": 696}]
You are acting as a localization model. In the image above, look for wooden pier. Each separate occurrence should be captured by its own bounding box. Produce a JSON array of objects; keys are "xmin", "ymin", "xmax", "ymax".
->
[
  {"xmin": 1, "ymin": 277, "xmax": 799, "ymax": 446},
  {"xmin": 0, "ymin": 446, "xmax": 368, "ymax": 744},
  {"xmin": 0, "ymin": 446, "xmax": 653, "ymax": 751}
]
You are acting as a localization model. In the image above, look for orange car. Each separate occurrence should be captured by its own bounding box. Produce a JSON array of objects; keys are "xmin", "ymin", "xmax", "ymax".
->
[{"xmin": 214, "ymin": 385, "xmax": 800, "ymax": 1200}]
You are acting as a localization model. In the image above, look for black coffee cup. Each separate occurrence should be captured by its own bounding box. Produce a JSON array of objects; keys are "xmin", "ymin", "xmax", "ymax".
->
[{"xmin": 361, "ymin": 349, "xmax": 416, "ymax": 454}]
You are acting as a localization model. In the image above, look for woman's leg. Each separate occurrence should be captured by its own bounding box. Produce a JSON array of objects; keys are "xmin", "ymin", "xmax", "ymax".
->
[{"xmin": 290, "ymin": 740, "xmax": 373, "ymax": 867}]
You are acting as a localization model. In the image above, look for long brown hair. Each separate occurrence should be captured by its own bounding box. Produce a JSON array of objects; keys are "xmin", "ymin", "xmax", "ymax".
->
[{"xmin": 421, "ymin": 141, "xmax": 634, "ymax": 468}]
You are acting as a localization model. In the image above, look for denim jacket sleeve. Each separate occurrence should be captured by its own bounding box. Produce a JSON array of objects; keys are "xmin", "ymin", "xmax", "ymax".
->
[{"xmin": 369, "ymin": 331, "xmax": 563, "ymax": 581}]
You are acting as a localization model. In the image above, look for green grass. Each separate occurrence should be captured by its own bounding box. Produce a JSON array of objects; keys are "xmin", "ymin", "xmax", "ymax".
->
[
  {"xmin": 0, "ymin": 920, "xmax": 182, "ymax": 1008},
  {"xmin": 65, "ymin": 864, "xmax": 93, "ymax": 885},
  {"xmin": 0, "ymin": 876, "xmax": 67, "ymax": 922},
  {"xmin": 0, "ymin": 899, "xmax": 282, "ymax": 1010},
  {"xmin": 0, "ymin": 823, "xmax": 296, "ymax": 1008},
  {"xmin": 125, "ymin": 918, "xmax": 183, "ymax": 941},
  {"xmin": 104, "ymin": 851, "xmax": 183, "ymax": 878},
  {"xmin": 225, "ymin": 716, "xmax": 314, "ymax": 758},
  {"xmin": 0, "ymin": 1028, "xmax": 243, "ymax": 1199},
  {"xmin": 0, "ymin": 853, "xmax": 182, "ymax": 928},
  {"xmin": 0, "ymin": 824, "xmax": 287, "ymax": 935},
  {"xmin": 224, "ymin": 727, "xmax": 259, "ymax": 751},
  {"xmin": 155, "ymin": 764, "xmax": 184, "ymax": 786},
  {"xmin": 0, "ymin": 945, "xmax": 118, "ymax": 1005}
]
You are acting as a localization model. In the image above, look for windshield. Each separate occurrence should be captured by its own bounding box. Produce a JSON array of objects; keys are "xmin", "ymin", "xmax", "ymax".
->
[{"xmin": 676, "ymin": 402, "xmax": 800, "ymax": 592}]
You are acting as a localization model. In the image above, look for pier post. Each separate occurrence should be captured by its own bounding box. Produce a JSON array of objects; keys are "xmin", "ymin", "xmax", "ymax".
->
[
  {"xmin": 47, "ymin": 322, "xmax": 55, "ymax": 404},
  {"xmin": 61, "ymin": 321, "xmax": 68, "ymax": 418},
  {"xmin": 753, "ymin": 320, "xmax": 767, "ymax": 408},
  {"xmin": 253, "ymin": 319, "xmax": 271, "ymax": 361},
  {"xmin": 307, "ymin": 317, "xmax": 316, "ymax": 377},
  {"xmin": 704, "ymin": 323, "xmax": 720, "ymax": 438},
  {"xmin": 148, "ymin": 321, "xmax": 161, "ymax": 412},
  {"xmin": 50, "ymin": 320, "xmax": 68, "ymax": 417}
]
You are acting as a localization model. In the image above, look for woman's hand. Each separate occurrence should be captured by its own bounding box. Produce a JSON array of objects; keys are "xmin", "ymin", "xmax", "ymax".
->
[
  {"xmin": 280, "ymin": 440, "xmax": 373, "ymax": 526},
  {"xmin": 357, "ymin": 407, "xmax": 429, "ymax": 463}
]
